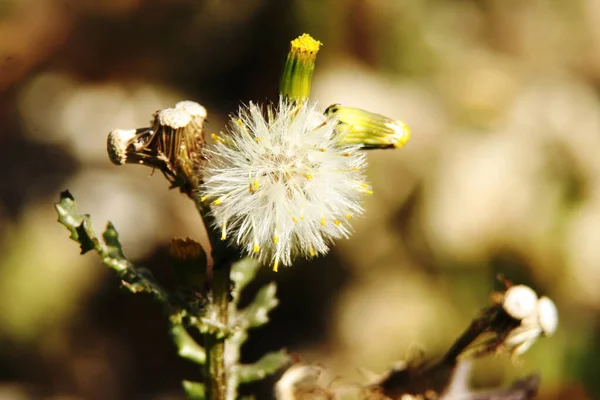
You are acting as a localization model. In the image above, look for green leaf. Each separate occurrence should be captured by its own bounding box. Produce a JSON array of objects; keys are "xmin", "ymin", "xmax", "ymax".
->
[
  {"xmin": 230, "ymin": 258, "xmax": 261, "ymax": 297},
  {"xmin": 182, "ymin": 380, "xmax": 205, "ymax": 399},
  {"xmin": 240, "ymin": 283, "xmax": 278, "ymax": 328},
  {"xmin": 170, "ymin": 321, "xmax": 206, "ymax": 365},
  {"xmin": 54, "ymin": 191, "xmax": 169, "ymax": 302},
  {"xmin": 237, "ymin": 351, "xmax": 292, "ymax": 383},
  {"xmin": 55, "ymin": 191, "xmax": 96, "ymax": 254},
  {"xmin": 102, "ymin": 221, "xmax": 127, "ymax": 260}
]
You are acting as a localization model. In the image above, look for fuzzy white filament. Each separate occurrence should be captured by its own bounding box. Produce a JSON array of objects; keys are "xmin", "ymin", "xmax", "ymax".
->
[{"xmin": 200, "ymin": 98, "xmax": 370, "ymax": 271}]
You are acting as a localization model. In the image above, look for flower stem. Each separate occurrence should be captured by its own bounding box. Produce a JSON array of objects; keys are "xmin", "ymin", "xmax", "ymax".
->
[
  {"xmin": 192, "ymin": 193, "xmax": 236, "ymax": 400},
  {"xmin": 205, "ymin": 262, "xmax": 230, "ymax": 400}
]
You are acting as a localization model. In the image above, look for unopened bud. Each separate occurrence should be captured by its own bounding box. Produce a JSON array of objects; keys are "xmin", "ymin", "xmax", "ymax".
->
[
  {"xmin": 325, "ymin": 104, "xmax": 410, "ymax": 149},
  {"xmin": 169, "ymin": 237, "xmax": 207, "ymax": 289},
  {"xmin": 279, "ymin": 33, "xmax": 322, "ymax": 101}
]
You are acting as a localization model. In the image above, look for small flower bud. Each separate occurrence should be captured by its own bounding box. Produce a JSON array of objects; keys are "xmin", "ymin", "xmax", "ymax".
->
[
  {"xmin": 279, "ymin": 33, "xmax": 322, "ymax": 101},
  {"xmin": 502, "ymin": 284, "xmax": 538, "ymax": 320},
  {"xmin": 169, "ymin": 237, "xmax": 207, "ymax": 289},
  {"xmin": 325, "ymin": 104, "xmax": 410, "ymax": 149},
  {"xmin": 537, "ymin": 296, "xmax": 558, "ymax": 336}
]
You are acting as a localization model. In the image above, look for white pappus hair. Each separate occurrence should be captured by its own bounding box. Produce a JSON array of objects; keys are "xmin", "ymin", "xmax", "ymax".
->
[{"xmin": 200, "ymin": 98, "xmax": 371, "ymax": 271}]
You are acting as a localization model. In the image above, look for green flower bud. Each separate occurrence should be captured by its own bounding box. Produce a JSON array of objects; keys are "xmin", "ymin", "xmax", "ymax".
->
[
  {"xmin": 279, "ymin": 33, "xmax": 322, "ymax": 101},
  {"xmin": 325, "ymin": 104, "xmax": 410, "ymax": 149}
]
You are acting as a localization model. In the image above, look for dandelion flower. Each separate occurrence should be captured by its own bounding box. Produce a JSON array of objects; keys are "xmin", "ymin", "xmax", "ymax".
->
[{"xmin": 200, "ymin": 98, "xmax": 371, "ymax": 271}]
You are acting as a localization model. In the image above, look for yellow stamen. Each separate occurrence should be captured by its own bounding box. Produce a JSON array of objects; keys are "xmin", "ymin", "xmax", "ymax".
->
[
  {"xmin": 213, "ymin": 197, "xmax": 223, "ymax": 205},
  {"xmin": 305, "ymin": 174, "xmax": 313, "ymax": 180},
  {"xmin": 334, "ymin": 219, "xmax": 341, "ymax": 226},
  {"xmin": 273, "ymin": 257, "xmax": 279, "ymax": 272},
  {"xmin": 345, "ymin": 213, "xmax": 352, "ymax": 219},
  {"xmin": 221, "ymin": 220, "xmax": 227, "ymax": 240},
  {"xmin": 253, "ymin": 242, "xmax": 260, "ymax": 253},
  {"xmin": 320, "ymin": 217, "xmax": 326, "ymax": 226},
  {"xmin": 200, "ymin": 195, "xmax": 209, "ymax": 202},
  {"xmin": 273, "ymin": 235, "xmax": 279, "ymax": 244},
  {"xmin": 292, "ymin": 216, "xmax": 298, "ymax": 223},
  {"xmin": 211, "ymin": 133, "xmax": 225, "ymax": 143},
  {"xmin": 309, "ymin": 246, "xmax": 315, "ymax": 257}
]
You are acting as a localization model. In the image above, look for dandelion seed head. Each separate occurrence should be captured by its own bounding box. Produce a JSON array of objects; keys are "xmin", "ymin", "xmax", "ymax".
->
[{"xmin": 200, "ymin": 98, "xmax": 370, "ymax": 270}]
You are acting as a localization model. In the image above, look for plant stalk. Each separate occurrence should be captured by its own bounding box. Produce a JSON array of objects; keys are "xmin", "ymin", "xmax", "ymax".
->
[
  {"xmin": 192, "ymin": 193, "xmax": 235, "ymax": 400},
  {"xmin": 205, "ymin": 263, "xmax": 230, "ymax": 400}
]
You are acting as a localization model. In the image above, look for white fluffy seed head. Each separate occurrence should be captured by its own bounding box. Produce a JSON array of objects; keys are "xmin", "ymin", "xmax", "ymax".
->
[
  {"xmin": 200, "ymin": 98, "xmax": 370, "ymax": 270},
  {"xmin": 502, "ymin": 285, "xmax": 538, "ymax": 320},
  {"xmin": 537, "ymin": 296, "xmax": 558, "ymax": 336}
]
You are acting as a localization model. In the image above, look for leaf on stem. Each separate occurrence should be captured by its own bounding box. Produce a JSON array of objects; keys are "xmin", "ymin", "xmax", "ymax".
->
[
  {"xmin": 54, "ymin": 190, "xmax": 169, "ymax": 302},
  {"xmin": 182, "ymin": 380, "xmax": 206, "ymax": 399},
  {"xmin": 230, "ymin": 257, "xmax": 261, "ymax": 300},
  {"xmin": 237, "ymin": 351, "xmax": 292, "ymax": 384},
  {"xmin": 240, "ymin": 283, "xmax": 278, "ymax": 328},
  {"xmin": 169, "ymin": 320, "xmax": 206, "ymax": 365}
]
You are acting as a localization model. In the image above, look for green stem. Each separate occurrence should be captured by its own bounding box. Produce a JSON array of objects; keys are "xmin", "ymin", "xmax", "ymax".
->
[
  {"xmin": 205, "ymin": 263, "xmax": 230, "ymax": 400},
  {"xmin": 192, "ymin": 194, "xmax": 235, "ymax": 400}
]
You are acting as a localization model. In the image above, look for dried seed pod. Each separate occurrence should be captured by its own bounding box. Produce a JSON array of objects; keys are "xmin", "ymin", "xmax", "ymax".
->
[
  {"xmin": 106, "ymin": 101, "xmax": 208, "ymax": 193},
  {"xmin": 107, "ymin": 128, "xmax": 140, "ymax": 165}
]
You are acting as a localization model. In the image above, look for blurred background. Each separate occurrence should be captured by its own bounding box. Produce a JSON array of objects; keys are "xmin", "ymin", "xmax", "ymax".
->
[{"xmin": 0, "ymin": 0, "xmax": 598, "ymax": 398}]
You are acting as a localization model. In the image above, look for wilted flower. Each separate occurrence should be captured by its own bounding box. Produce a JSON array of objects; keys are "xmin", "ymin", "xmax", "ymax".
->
[
  {"xmin": 200, "ymin": 98, "xmax": 370, "ymax": 271},
  {"xmin": 107, "ymin": 101, "xmax": 207, "ymax": 192}
]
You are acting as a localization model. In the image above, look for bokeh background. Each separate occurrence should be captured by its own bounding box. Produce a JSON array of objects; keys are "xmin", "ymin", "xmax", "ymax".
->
[{"xmin": 0, "ymin": 0, "xmax": 598, "ymax": 399}]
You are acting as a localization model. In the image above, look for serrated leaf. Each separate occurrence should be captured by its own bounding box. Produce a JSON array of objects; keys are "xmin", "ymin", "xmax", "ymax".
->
[
  {"xmin": 55, "ymin": 190, "xmax": 93, "ymax": 252},
  {"xmin": 54, "ymin": 191, "xmax": 82, "ymax": 235},
  {"xmin": 237, "ymin": 351, "xmax": 292, "ymax": 383},
  {"xmin": 54, "ymin": 191, "xmax": 169, "ymax": 303},
  {"xmin": 240, "ymin": 283, "xmax": 278, "ymax": 328},
  {"xmin": 102, "ymin": 221, "xmax": 127, "ymax": 260},
  {"xmin": 182, "ymin": 380, "xmax": 205, "ymax": 399},
  {"xmin": 75, "ymin": 219, "xmax": 97, "ymax": 254}
]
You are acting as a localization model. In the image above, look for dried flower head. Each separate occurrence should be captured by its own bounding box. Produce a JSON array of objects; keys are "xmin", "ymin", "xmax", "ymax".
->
[
  {"xmin": 200, "ymin": 98, "xmax": 370, "ymax": 271},
  {"xmin": 106, "ymin": 101, "xmax": 207, "ymax": 193}
]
